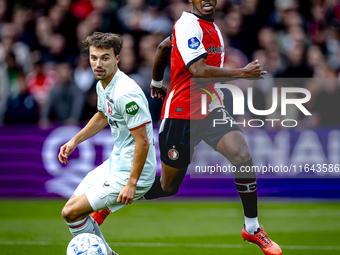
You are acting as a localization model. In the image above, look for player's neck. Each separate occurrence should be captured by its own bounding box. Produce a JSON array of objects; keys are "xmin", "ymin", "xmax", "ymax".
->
[
  {"xmin": 191, "ymin": 11, "xmax": 215, "ymax": 22},
  {"xmin": 101, "ymin": 66, "xmax": 118, "ymax": 89}
]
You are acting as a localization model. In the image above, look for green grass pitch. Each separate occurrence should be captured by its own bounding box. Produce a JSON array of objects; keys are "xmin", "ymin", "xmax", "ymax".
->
[{"xmin": 0, "ymin": 199, "xmax": 340, "ymax": 255}]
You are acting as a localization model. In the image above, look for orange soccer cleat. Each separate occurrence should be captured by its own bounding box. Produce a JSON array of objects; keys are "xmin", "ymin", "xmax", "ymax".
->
[
  {"xmin": 242, "ymin": 225, "xmax": 282, "ymax": 255},
  {"xmin": 91, "ymin": 208, "xmax": 112, "ymax": 226}
]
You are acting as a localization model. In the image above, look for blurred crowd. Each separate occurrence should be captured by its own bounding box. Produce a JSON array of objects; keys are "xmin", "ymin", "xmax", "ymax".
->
[{"xmin": 0, "ymin": 0, "xmax": 339, "ymax": 128}]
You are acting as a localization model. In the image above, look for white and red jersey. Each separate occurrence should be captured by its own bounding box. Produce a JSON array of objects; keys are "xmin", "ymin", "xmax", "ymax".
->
[{"xmin": 161, "ymin": 11, "xmax": 225, "ymax": 120}]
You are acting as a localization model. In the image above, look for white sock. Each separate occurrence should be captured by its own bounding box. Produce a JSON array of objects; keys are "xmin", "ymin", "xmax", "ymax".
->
[
  {"xmin": 245, "ymin": 216, "xmax": 260, "ymax": 235},
  {"xmin": 90, "ymin": 216, "xmax": 113, "ymax": 254},
  {"xmin": 66, "ymin": 216, "xmax": 112, "ymax": 254}
]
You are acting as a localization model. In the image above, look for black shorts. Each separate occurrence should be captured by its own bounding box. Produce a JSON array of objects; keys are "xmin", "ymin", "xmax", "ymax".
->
[{"xmin": 159, "ymin": 107, "xmax": 242, "ymax": 168}]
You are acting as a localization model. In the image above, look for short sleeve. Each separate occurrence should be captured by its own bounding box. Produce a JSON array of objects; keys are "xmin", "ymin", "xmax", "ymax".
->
[
  {"xmin": 175, "ymin": 19, "xmax": 207, "ymax": 68},
  {"xmin": 116, "ymin": 92, "xmax": 151, "ymax": 131},
  {"xmin": 96, "ymin": 82, "xmax": 105, "ymax": 112}
]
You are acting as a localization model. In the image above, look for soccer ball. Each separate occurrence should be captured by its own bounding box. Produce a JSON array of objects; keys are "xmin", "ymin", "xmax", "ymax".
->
[{"xmin": 67, "ymin": 233, "xmax": 107, "ymax": 255}]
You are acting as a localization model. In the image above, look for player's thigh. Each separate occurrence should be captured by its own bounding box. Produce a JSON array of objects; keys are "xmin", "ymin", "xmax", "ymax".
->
[
  {"xmin": 74, "ymin": 160, "xmax": 111, "ymax": 197},
  {"xmin": 201, "ymin": 108, "xmax": 250, "ymax": 164},
  {"xmin": 216, "ymin": 131, "xmax": 251, "ymax": 165}
]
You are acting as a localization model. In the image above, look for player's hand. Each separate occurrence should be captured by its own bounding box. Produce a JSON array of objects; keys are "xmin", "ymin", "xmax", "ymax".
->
[
  {"xmin": 243, "ymin": 59, "xmax": 267, "ymax": 79},
  {"xmin": 150, "ymin": 84, "xmax": 167, "ymax": 101},
  {"xmin": 58, "ymin": 140, "xmax": 77, "ymax": 164},
  {"xmin": 117, "ymin": 183, "xmax": 136, "ymax": 205}
]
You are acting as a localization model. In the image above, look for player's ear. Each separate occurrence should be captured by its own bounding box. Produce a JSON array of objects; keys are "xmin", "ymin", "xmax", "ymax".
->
[
  {"xmin": 116, "ymin": 55, "xmax": 120, "ymax": 63},
  {"xmin": 188, "ymin": 0, "xmax": 193, "ymax": 3}
]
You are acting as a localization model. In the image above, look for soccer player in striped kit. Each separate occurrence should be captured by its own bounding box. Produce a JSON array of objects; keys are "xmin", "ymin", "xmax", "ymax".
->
[{"xmin": 148, "ymin": 1, "xmax": 281, "ymax": 254}]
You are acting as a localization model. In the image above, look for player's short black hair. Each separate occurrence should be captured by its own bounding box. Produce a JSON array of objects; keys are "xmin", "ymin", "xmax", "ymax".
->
[{"xmin": 83, "ymin": 32, "xmax": 124, "ymax": 56}]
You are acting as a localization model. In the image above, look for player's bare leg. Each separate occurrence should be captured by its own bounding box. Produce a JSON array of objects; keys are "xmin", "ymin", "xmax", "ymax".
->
[
  {"xmin": 62, "ymin": 193, "xmax": 116, "ymax": 254},
  {"xmin": 160, "ymin": 162, "xmax": 187, "ymax": 195},
  {"xmin": 216, "ymin": 130, "xmax": 282, "ymax": 255},
  {"xmin": 144, "ymin": 162, "xmax": 187, "ymax": 199},
  {"xmin": 62, "ymin": 193, "xmax": 93, "ymax": 223}
]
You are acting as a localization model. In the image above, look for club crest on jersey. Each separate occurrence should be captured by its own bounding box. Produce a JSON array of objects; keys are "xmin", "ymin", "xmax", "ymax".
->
[
  {"xmin": 188, "ymin": 37, "xmax": 200, "ymax": 49},
  {"xmin": 107, "ymin": 102, "xmax": 113, "ymax": 115},
  {"xmin": 126, "ymin": 101, "xmax": 139, "ymax": 115},
  {"xmin": 168, "ymin": 147, "xmax": 179, "ymax": 160}
]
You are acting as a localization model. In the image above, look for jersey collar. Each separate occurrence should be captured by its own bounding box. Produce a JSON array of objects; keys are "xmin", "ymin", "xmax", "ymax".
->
[{"xmin": 102, "ymin": 68, "xmax": 121, "ymax": 91}]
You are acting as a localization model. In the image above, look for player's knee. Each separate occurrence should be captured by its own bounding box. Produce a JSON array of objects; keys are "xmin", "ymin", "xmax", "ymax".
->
[
  {"xmin": 230, "ymin": 148, "xmax": 251, "ymax": 165},
  {"xmin": 162, "ymin": 185, "xmax": 180, "ymax": 196},
  {"xmin": 62, "ymin": 205, "xmax": 78, "ymax": 223}
]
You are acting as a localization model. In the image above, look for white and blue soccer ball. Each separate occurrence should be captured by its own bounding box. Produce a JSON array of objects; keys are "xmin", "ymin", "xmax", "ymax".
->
[{"xmin": 67, "ymin": 233, "xmax": 107, "ymax": 255}]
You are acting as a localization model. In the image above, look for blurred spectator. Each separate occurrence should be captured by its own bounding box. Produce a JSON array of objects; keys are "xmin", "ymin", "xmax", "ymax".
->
[
  {"xmin": 119, "ymin": 34, "xmax": 138, "ymax": 75},
  {"xmin": 81, "ymin": 84, "xmax": 97, "ymax": 124},
  {"xmin": 40, "ymin": 62, "xmax": 84, "ymax": 126},
  {"xmin": 3, "ymin": 52, "xmax": 39, "ymax": 124},
  {"xmin": 308, "ymin": 3, "xmax": 327, "ymax": 46},
  {"xmin": 34, "ymin": 16, "xmax": 53, "ymax": 51},
  {"xmin": 258, "ymin": 26, "xmax": 277, "ymax": 51},
  {"xmin": 166, "ymin": 0, "xmax": 191, "ymax": 21},
  {"xmin": 0, "ymin": 62, "xmax": 9, "ymax": 125},
  {"xmin": 137, "ymin": 33, "xmax": 165, "ymax": 122},
  {"xmin": 41, "ymin": 33, "xmax": 76, "ymax": 65},
  {"xmin": 312, "ymin": 69, "xmax": 340, "ymax": 126},
  {"xmin": 74, "ymin": 50, "xmax": 95, "ymax": 93},
  {"xmin": 139, "ymin": 5, "xmax": 173, "ymax": 36},
  {"xmin": 12, "ymin": 4, "xmax": 36, "ymax": 48},
  {"xmin": 26, "ymin": 53, "xmax": 57, "ymax": 109},
  {"xmin": 48, "ymin": 4, "xmax": 79, "ymax": 53},
  {"xmin": 0, "ymin": 23, "xmax": 32, "ymax": 74},
  {"xmin": 279, "ymin": 43, "xmax": 313, "ymax": 78},
  {"xmin": 0, "ymin": 0, "xmax": 8, "ymax": 30},
  {"xmin": 268, "ymin": 0, "xmax": 299, "ymax": 30},
  {"xmin": 73, "ymin": 50, "xmax": 97, "ymax": 124},
  {"xmin": 118, "ymin": 0, "xmax": 146, "ymax": 32},
  {"xmin": 76, "ymin": 20, "xmax": 95, "ymax": 50}
]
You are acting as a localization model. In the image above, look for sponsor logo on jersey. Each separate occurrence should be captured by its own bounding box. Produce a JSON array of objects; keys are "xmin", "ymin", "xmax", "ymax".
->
[
  {"xmin": 207, "ymin": 45, "xmax": 223, "ymax": 54},
  {"xmin": 109, "ymin": 119, "xmax": 119, "ymax": 128},
  {"xmin": 168, "ymin": 147, "xmax": 179, "ymax": 160},
  {"xmin": 206, "ymin": 28, "xmax": 212, "ymax": 34},
  {"xmin": 188, "ymin": 37, "xmax": 200, "ymax": 49},
  {"xmin": 106, "ymin": 95, "xmax": 114, "ymax": 104},
  {"xmin": 107, "ymin": 102, "xmax": 113, "ymax": 115},
  {"xmin": 126, "ymin": 101, "xmax": 139, "ymax": 115}
]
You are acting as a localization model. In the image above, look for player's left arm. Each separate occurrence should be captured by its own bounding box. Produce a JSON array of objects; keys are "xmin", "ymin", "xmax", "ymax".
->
[
  {"xmin": 117, "ymin": 126, "xmax": 149, "ymax": 205},
  {"xmin": 150, "ymin": 36, "xmax": 171, "ymax": 101}
]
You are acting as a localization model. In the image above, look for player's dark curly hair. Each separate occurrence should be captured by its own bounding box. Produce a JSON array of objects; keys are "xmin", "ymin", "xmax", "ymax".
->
[{"xmin": 83, "ymin": 32, "xmax": 124, "ymax": 56}]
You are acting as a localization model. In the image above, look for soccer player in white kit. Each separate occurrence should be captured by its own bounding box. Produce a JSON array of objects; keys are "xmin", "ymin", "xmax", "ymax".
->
[{"xmin": 59, "ymin": 32, "xmax": 156, "ymax": 255}]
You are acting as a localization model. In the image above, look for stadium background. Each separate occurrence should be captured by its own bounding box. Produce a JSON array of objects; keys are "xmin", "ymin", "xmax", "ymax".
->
[{"xmin": 0, "ymin": 0, "xmax": 340, "ymax": 254}]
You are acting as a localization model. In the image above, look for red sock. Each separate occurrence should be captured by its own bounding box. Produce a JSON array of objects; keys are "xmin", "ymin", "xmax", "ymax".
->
[{"xmin": 90, "ymin": 208, "xmax": 112, "ymax": 226}]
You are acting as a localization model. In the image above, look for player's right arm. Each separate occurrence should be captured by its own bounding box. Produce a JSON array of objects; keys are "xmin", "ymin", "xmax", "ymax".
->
[
  {"xmin": 150, "ymin": 36, "xmax": 171, "ymax": 101},
  {"xmin": 188, "ymin": 58, "xmax": 266, "ymax": 79},
  {"xmin": 174, "ymin": 17, "xmax": 266, "ymax": 80},
  {"xmin": 58, "ymin": 111, "xmax": 108, "ymax": 164}
]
